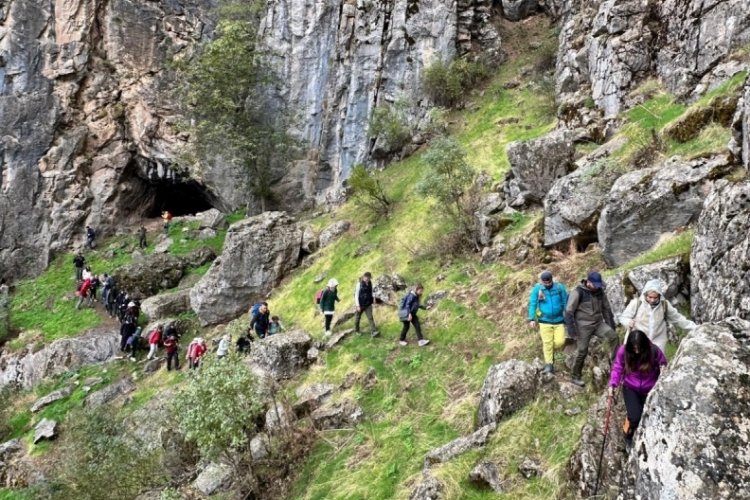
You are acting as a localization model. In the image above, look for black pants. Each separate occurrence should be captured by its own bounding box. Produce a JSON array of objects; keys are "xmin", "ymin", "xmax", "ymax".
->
[
  {"xmin": 324, "ymin": 314, "xmax": 333, "ymax": 331},
  {"xmin": 623, "ymin": 387, "xmax": 648, "ymax": 437},
  {"xmin": 167, "ymin": 351, "xmax": 179, "ymax": 370},
  {"xmin": 120, "ymin": 334, "xmax": 129, "ymax": 352},
  {"xmin": 400, "ymin": 316, "xmax": 423, "ymax": 341},
  {"xmin": 139, "ymin": 235, "xmax": 147, "ymax": 248}
]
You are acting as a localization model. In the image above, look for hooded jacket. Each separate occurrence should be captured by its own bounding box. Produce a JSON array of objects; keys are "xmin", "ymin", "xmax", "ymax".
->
[
  {"xmin": 619, "ymin": 279, "xmax": 696, "ymax": 352},
  {"xmin": 564, "ymin": 281, "xmax": 616, "ymax": 337},
  {"xmin": 320, "ymin": 287, "xmax": 340, "ymax": 313},
  {"xmin": 528, "ymin": 281, "xmax": 568, "ymax": 324},
  {"xmin": 609, "ymin": 344, "xmax": 667, "ymax": 394}
]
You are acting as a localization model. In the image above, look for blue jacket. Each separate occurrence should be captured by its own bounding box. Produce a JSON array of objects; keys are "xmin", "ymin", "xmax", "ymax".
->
[
  {"xmin": 528, "ymin": 282, "xmax": 568, "ymax": 324},
  {"xmin": 403, "ymin": 291, "xmax": 426, "ymax": 317}
]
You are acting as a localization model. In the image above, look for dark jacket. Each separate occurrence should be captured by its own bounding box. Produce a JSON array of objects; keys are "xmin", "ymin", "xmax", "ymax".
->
[
  {"xmin": 403, "ymin": 291, "xmax": 426, "ymax": 317},
  {"xmin": 355, "ymin": 279, "xmax": 374, "ymax": 308},
  {"xmin": 320, "ymin": 288, "xmax": 340, "ymax": 312},
  {"xmin": 73, "ymin": 255, "xmax": 85, "ymax": 269},
  {"xmin": 564, "ymin": 281, "xmax": 616, "ymax": 337},
  {"xmin": 250, "ymin": 311, "xmax": 270, "ymax": 337}
]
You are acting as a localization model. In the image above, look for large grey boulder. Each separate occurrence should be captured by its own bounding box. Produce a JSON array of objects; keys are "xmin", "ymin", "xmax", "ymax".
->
[
  {"xmin": 33, "ymin": 419, "xmax": 58, "ymax": 444},
  {"xmin": 478, "ymin": 359, "xmax": 541, "ymax": 426},
  {"xmin": 625, "ymin": 318, "xmax": 750, "ymax": 498},
  {"xmin": 469, "ymin": 460, "xmax": 506, "ymax": 492},
  {"xmin": 190, "ymin": 212, "xmax": 302, "ymax": 325},
  {"xmin": 409, "ymin": 471, "xmax": 444, "ymax": 500},
  {"xmin": 0, "ymin": 328, "xmax": 119, "ymax": 390},
  {"xmin": 193, "ymin": 462, "xmax": 232, "ymax": 496},
  {"xmin": 692, "ymin": 180, "xmax": 750, "ymax": 322},
  {"xmin": 248, "ymin": 330, "xmax": 312, "ymax": 380},
  {"xmin": 503, "ymin": 129, "xmax": 575, "ymax": 207},
  {"xmin": 598, "ymin": 155, "xmax": 730, "ymax": 267},
  {"xmin": 501, "ymin": 0, "xmax": 538, "ymax": 21},
  {"xmin": 372, "ymin": 274, "xmax": 407, "ymax": 305},
  {"xmin": 195, "ymin": 209, "xmax": 227, "ymax": 230},
  {"xmin": 140, "ymin": 289, "xmax": 191, "ymax": 321},
  {"xmin": 293, "ymin": 383, "xmax": 335, "ymax": 416},
  {"xmin": 85, "ymin": 378, "xmax": 135, "ymax": 408},
  {"xmin": 311, "ymin": 399, "xmax": 364, "ymax": 430},
  {"xmin": 113, "ymin": 253, "xmax": 186, "ymax": 298},
  {"xmin": 424, "ymin": 424, "xmax": 495, "ymax": 468},
  {"xmin": 31, "ymin": 386, "xmax": 73, "ymax": 413},
  {"xmin": 318, "ymin": 220, "xmax": 351, "ymax": 248},
  {"xmin": 265, "ymin": 402, "xmax": 295, "ymax": 433}
]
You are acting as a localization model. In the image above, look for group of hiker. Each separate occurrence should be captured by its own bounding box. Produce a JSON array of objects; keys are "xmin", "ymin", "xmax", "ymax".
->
[{"xmin": 527, "ymin": 270, "xmax": 696, "ymax": 444}]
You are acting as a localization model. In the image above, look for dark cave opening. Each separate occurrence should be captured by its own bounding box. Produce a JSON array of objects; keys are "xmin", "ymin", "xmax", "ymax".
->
[{"xmin": 143, "ymin": 178, "xmax": 215, "ymax": 217}]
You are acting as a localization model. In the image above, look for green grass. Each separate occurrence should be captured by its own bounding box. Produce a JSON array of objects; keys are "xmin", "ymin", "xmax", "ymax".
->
[
  {"xmin": 0, "ymin": 488, "xmax": 38, "ymax": 500},
  {"xmin": 667, "ymin": 123, "xmax": 731, "ymax": 158},
  {"xmin": 694, "ymin": 70, "xmax": 747, "ymax": 106},
  {"xmin": 607, "ymin": 230, "xmax": 694, "ymax": 276}
]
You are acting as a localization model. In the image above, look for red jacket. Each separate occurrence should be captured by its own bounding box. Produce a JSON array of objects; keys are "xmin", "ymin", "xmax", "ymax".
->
[
  {"xmin": 148, "ymin": 329, "xmax": 162, "ymax": 345},
  {"xmin": 187, "ymin": 342, "xmax": 206, "ymax": 359},
  {"xmin": 78, "ymin": 278, "xmax": 92, "ymax": 296},
  {"xmin": 163, "ymin": 336, "xmax": 178, "ymax": 353}
]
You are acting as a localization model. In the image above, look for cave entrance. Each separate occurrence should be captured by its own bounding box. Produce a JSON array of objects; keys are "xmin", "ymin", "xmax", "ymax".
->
[{"xmin": 144, "ymin": 178, "xmax": 215, "ymax": 217}]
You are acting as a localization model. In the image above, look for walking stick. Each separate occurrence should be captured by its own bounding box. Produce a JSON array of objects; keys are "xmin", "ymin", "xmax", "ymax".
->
[{"xmin": 593, "ymin": 392, "xmax": 614, "ymax": 498}]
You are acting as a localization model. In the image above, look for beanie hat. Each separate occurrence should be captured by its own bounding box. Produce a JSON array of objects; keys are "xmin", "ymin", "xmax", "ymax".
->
[{"xmin": 540, "ymin": 271, "xmax": 553, "ymax": 282}]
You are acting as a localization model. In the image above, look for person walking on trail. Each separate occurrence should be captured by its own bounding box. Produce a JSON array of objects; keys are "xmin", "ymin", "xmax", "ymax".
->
[
  {"xmin": 269, "ymin": 316, "xmax": 285, "ymax": 336},
  {"xmin": 320, "ymin": 279, "xmax": 340, "ymax": 336},
  {"xmin": 82, "ymin": 266, "xmax": 93, "ymax": 281},
  {"xmin": 354, "ymin": 272, "xmax": 379, "ymax": 337},
  {"xmin": 187, "ymin": 337, "xmax": 207, "ymax": 369},
  {"xmin": 565, "ymin": 271, "xmax": 618, "ymax": 387},
  {"xmin": 608, "ymin": 330, "xmax": 667, "ymax": 446},
  {"xmin": 217, "ymin": 334, "xmax": 231, "ymax": 359},
  {"xmin": 162, "ymin": 210, "xmax": 173, "ymax": 234},
  {"xmin": 119, "ymin": 309, "xmax": 137, "ymax": 352},
  {"xmin": 399, "ymin": 284, "xmax": 431, "ymax": 347},
  {"xmin": 73, "ymin": 253, "xmax": 85, "ymax": 281},
  {"xmin": 138, "ymin": 225, "xmax": 147, "ymax": 249},
  {"xmin": 249, "ymin": 302, "xmax": 271, "ymax": 339},
  {"xmin": 85, "ymin": 225, "xmax": 96, "ymax": 249},
  {"xmin": 527, "ymin": 270, "xmax": 569, "ymax": 374},
  {"xmin": 146, "ymin": 324, "xmax": 163, "ymax": 360},
  {"xmin": 163, "ymin": 329, "xmax": 180, "ymax": 370},
  {"xmin": 76, "ymin": 277, "xmax": 92, "ymax": 310},
  {"xmin": 619, "ymin": 279, "xmax": 696, "ymax": 354}
]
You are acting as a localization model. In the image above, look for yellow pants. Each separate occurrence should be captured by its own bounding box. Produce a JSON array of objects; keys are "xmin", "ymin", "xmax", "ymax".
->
[{"xmin": 539, "ymin": 323, "xmax": 566, "ymax": 364}]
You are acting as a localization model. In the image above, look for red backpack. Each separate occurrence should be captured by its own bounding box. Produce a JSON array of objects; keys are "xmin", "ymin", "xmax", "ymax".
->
[{"xmin": 315, "ymin": 289, "xmax": 324, "ymax": 304}]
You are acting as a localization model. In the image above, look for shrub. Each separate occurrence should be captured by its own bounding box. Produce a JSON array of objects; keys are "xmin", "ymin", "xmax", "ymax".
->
[
  {"xmin": 368, "ymin": 102, "xmax": 412, "ymax": 153},
  {"xmin": 348, "ymin": 164, "xmax": 392, "ymax": 219},
  {"xmin": 423, "ymin": 58, "xmax": 489, "ymax": 108}
]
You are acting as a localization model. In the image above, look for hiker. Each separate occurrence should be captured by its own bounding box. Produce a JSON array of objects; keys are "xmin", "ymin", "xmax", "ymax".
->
[
  {"xmin": 398, "ymin": 284, "xmax": 431, "ymax": 347},
  {"xmin": 163, "ymin": 328, "xmax": 180, "ymax": 370},
  {"xmin": 249, "ymin": 302, "xmax": 271, "ymax": 339},
  {"xmin": 89, "ymin": 275, "xmax": 101, "ymax": 302},
  {"xmin": 354, "ymin": 272, "xmax": 379, "ymax": 337},
  {"xmin": 236, "ymin": 333, "xmax": 253, "ymax": 353},
  {"xmin": 73, "ymin": 253, "xmax": 85, "ymax": 281},
  {"xmin": 269, "ymin": 316, "xmax": 285, "ymax": 336},
  {"xmin": 82, "ymin": 266, "xmax": 93, "ymax": 281},
  {"xmin": 146, "ymin": 324, "xmax": 163, "ymax": 360},
  {"xmin": 608, "ymin": 330, "xmax": 667, "ymax": 445},
  {"xmin": 85, "ymin": 225, "xmax": 96, "ymax": 249},
  {"xmin": 217, "ymin": 334, "xmax": 231, "ymax": 359},
  {"xmin": 119, "ymin": 309, "xmax": 137, "ymax": 352},
  {"xmin": 320, "ymin": 279, "xmax": 340, "ymax": 336},
  {"xmin": 187, "ymin": 337, "xmax": 207, "ymax": 369},
  {"xmin": 565, "ymin": 271, "xmax": 618, "ymax": 387},
  {"xmin": 101, "ymin": 274, "xmax": 115, "ymax": 306},
  {"xmin": 162, "ymin": 210, "xmax": 173, "ymax": 234},
  {"xmin": 76, "ymin": 277, "xmax": 92, "ymax": 310},
  {"xmin": 619, "ymin": 279, "xmax": 696, "ymax": 353},
  {"xmin": 527, "ymin": 270, "xmax": 569, "ymax": 374},
  {"xmin": 138, "ymin": 225, "xmax": 147, "ymax": 249}
]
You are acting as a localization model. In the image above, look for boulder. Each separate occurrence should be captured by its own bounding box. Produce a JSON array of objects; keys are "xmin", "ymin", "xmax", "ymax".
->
[
  {"xmin": 190, "ymin": 212, "xmax": 302, "ymax": 325},
  {"xmin": 691, "ymin": 180, "xmax": 750, "ymax": 322},
  {"xmin": 598, "ymin": 155, "xmax": 730, "ymax": 267},
  {"xmin": 424, "ymin": 424, "xmax": 495, "ymax": 468},
  {"xmin": 193, "ymin": 462, "xmax": 232, "ymax": 496},
  {"xmin": 469, "ymin": 460, "xmax": 505, "ymax": 492},
  {"xmin": 372, "ymin": 274, "xmax": 407, "ymax": 305},
  {"xmin": 248, "ymin": 331, "xmax": 312, "ymax": 380},
  {"xmin": 624, "ymin": 318, "xmax": 750, "ymax": 498},
  {"xmin": 311, "ymin": 399, "xmax": 364, "ymax": 430},
  {"xmin": 501, "ymin": 0, "xmax": 538, "ymax": 21},
  {"xmin": 250, "ymin": 434, "xmax": 270, "ymax": 461},
  {"xmin": 293, "ymin": 383, "xmax": 335, "ymax": 416},
  {"xmin": 503, "ymin": 130, "xmax": 575, "ymax": 207},
  {"xmin": 478, "ymin": 359, "xmax": 541, "ymax": 426},
  {"xmin": 301, "ymin": 225, "xmax": 319, "ymax": 254},
  {"xmin": 518, "ymin": 458, "xmax": 543, "ymax": 479},
  {"xmin": 113, "ymin": 253, "xmax": 185, "ymax": 297},
  {"xmin": 143, "ymin": 358, "xmax": 163, "ymax": 374},
  {"xmin": 0, "ymin": 439, "xmax": 23, "ymax": 459},
  {"xmin": 198, "ymin": 228, "xmax": 217, "ymax": 240},
  {"xmin": 181, "ymin": 247, "xmax": 217, "ymax": 269},
  {"xmin": 31, "ymin": 386, "xmax": 73, "ymax": 413},
  {"xmin": 410, "ymin": 471, "xmax": 444, "ymax": 500},
  {"xmin": 33, "ymin": 419, "xmax": 57, "ymax": 444},
  {"xmin": 140, "ymin": 289, "xmax": 191, "ymax": 321},
  {"xmin": 85, "ymin": 378, "xmax": 135, "ymax": 408},
  {"xmin": 325, "ymin": 328, "xmax": 355, "ymax": 350},
  {"xmin": 265, "ymin": 402, "xmax": 295, "ymax": 433},
  {"xmin": 195, "ymin": 208, "xmax": 227, "ymax": 230},
  {"xmin": 153, "ymin": 238, "xmax": 173, "ymax": 254},
  {"xmin": 0, "ymin": 328, "xmax": 120, "ymax": 390},
  {"xmin": 318, "ymin": 220, "xmax": 351, "ymax": 248}
]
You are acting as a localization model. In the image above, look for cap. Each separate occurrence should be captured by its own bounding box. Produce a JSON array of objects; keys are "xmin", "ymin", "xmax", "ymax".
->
[
  {"xmin": 587, "ymin": 271, "xmax": 604, "ymax": 289},
  {"xmin": 540, "ymin": 271, "xmax": 553, "ymax": 282},
  {"xmin": 328, "ymin": 278, "xmax": 339, "ymax": 287}
]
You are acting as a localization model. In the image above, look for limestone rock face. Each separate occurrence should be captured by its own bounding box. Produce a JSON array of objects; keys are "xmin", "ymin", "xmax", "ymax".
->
[
  {"xmin": 501, "ymin": 0, "xmax": 538, "ymax": 21},
  {"xmin": 30, "ymin": 387, "xmax": 73, "ymax": 413},
  {"xmin": 598, "ymin": 155, "xmax": 729, "ymax": 267},
  {"xmin": 248, "ymin": 330, "xmax": 313, "ymax": 380},
  {"xmin": 85, "ymin": 378, "xmax": 136, "ymax": 408},
  {"xmin": 0, "ymin": 328, "xmax": 119, "ymax": 390},
  {"xmin": 141, "ymin": 289, "xmax": 192, "ymax": 321},
  {"xmin": 691, "ymin": 180, "xmax": 750, "ymax": 322},
  {"xmin": 319, "ymin": 221, "xmax": 351, "ymax": 248},
  {"xmin": 33, "ymin": 419, "xmax": 58, "ymax": 444},
  {"xmin": 625, "ymin": 319, "xmax": 750, "ymax": 498},
  {"xmin": 112, "ymin": 253, "xmax": 186, "ymax": 298},
  {"xmin": 478, "ymin": 359, "xmax": 541, "ymax": 426},
  {"xmin": 190, "ymin": 212, "xmax": 302, "ymax": 325}
]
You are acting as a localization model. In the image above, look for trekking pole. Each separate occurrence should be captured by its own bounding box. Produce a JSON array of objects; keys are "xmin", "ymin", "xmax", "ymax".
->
[{"xmin": 593, "ymin": 392, "xmax": 614, "ymax": 498}]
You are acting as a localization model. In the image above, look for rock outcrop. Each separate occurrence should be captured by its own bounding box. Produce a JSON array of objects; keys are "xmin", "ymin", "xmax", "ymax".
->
[
  {"xmin": 33, "ymin": 419, "xmax": 58, "ymax": 444},
  {"xmin": 113, "ymin": 253, "xmax": 186, "ymax": 298},
  {"xmin": 247, "ymin": 330, "xmax": 313, "ymax": 380},
  {"xmin": 310, "ymin": 399, "xmax": 364, "ymax": 430},
  {"xmin": 478, "ymin": 359, "xmax": 541, "ymax": 426},
  {"xmin": 30, "ymin": 386, "xmax": 73, "ymax": 413},
  {"xmin": 190, "ymin": 212, "xmax": 302, "ymax": 325},
  {"xmin": 423, "ymin": 424, "xmax": 495, "ymax": 467},
  {"xmin": 141, "ymin": 289, "xmax": 192, "ymax": 321},
  {"xmin": 692, "ymin": 180, "xmax": 750, "ymax": 322},
  {"xmin": 318, "ymin": 221, "xmax": 351, "ymax": 248},
  {"xmin": 0, "ymin": 328, "xmax": 119, "ymax": 390}
]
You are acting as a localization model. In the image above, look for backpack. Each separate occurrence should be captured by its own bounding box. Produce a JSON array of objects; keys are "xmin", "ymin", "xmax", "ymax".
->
[
  {"xmin": 398, "ymin": 293, "xmax": 411, "ymax": 321},
  {"xmin": 251, "ymin": 303, "xmax": 262, "ymax": 317},
  {"xmin": 315, "ymin": 289, "xmax": 324, "ymax": 305}
]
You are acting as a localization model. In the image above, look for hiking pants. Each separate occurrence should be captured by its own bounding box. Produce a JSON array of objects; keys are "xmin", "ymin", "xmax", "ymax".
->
[
  {"xmin": 120, "ymin": 334, "xmax": 130, "ymax": 352},
  {"xmin": 571, "ymin": 322, "xmax": 618, "ymax": 379},
  {"xmin": 189, "ymin": 358, "xmax": 200, "ymax": 370},
  {"xmin": 622, "ymin": 387, "xmax": 649, "ymax": 437},
  {"xmin": 139, "ymin": 234, "xmax": 147, "ymax": 249},
  {"xmin": 167, "ymin": 351, "xmax": 179, "ymax": 370},
  {"xmin": 324, "ymin": 312, "xmax": 334, "ymax": 332},
  {"xmin": 147, "ymin": 343, "xmax": 158, "ymax": 360},
  {"xmin": 539, "ymin": 323, "xmax": 566, "ymax": 364},
  {"xmin": 355, "ymin": 305, "xmax": 376, "ymax": 334},
  {"xmin": 75, "ymin": 267, "xmax": 83, "ymax": 281},
  {"xmin": 400, "ymin": 316, "xmax": 424, "ymax": 341}
]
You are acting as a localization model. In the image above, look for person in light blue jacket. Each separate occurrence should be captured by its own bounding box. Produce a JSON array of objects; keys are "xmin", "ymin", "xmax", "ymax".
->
[{"xmin": 527, "ymin": 270, "xmax": 569, "ymax": 374}]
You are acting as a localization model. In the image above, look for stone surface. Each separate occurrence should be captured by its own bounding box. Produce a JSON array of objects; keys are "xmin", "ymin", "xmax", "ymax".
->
[
  {"xmin": 265, "ymin": 402, "xmax": 295, "ymax": 433},
  {"xmin": 478, "ymin": 359, "xmax": 541, "ymax": 426},
  {"xmin": 293, "ymin": 383, "xmax": 335, "ymax": 416},
  {"xmin": 519, "ymin": 458, "xmax": 543, "ymax": 479},
  {"xmin": 598, "ymin": 155, "xmax": 730, "ymax": 267},
  {"xmin": 113, "ymin": 253, "xmax": 186, "ymax": 298},
  {"xmin": 501, "ymin": 0, "xmax": 538, "ymax": 21},
  {"xmin": 195, "ymin": 209, "xmax": 227, "ymax": 230},
  {"xmin": 30, "ymin": 386, "xmax": 73, "ymax": 413},
  {"xmin": 503, "ymin": 129, "xmax": 575, "ymax": 207},
  {"xmin": 248, "ymin": 330, "xmax": 312, "ymax": 380},
  {"xmin": 424, "ymin": 424, "xmax": 495, "ymax": 468},
  {"xmin": 190, "ymin": 212, "xmax": 302, "ymax": 325},
  {"xmin": 250, "ymin": 434, "xmax": 270, "ymax": 461},
  {"xmin": 625, "ymin": 319, "xmax": 750, "ymax": 498},
  {"xmin": 0, "ymin": 328, "xmax": 119, "ymax": 390},
  {"xmin": 141, "ymin": 289, "xmax": 192, "ymax": 321},
  {"xmin": 469, "ymin": 460, "xmax": 505, "ymax": 492},
  {"xmin": 692, "ymin": 180, "xmax": 750, "ymax": 322},
  {"xmin": 311, "ymin": 399, "xmax": 364, "ymax": 430},
  {"xmin": 373, "ymin": 274, "xmax": 408, "ymax": 305},
  {"xmin": 33, "ymin": 419, "xmax": 57, "ymax": 444},
  {"xmin": 143, "ymin": 358, "xmax": 164, "ymax": 374},
  {"xmin": 318, "ymin": 221, "xmax": 351, "ymax": 248},
  {"xmin": 410, "ymin": 471, "xmax": 444, "ymax": 500},
  {"xmin": 194, "ymin": 462, "xmax": 232, "ymax": 496},
  {"xmin": 325, "ymin": 328, "xmax": 355, "ymax": 350},
  {"xmin": 85, "ymin": 378, "xmax": 136, "ymax": 408}
]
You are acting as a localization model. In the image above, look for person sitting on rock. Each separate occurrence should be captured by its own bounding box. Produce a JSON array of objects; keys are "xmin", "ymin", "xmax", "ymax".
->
[
  {"xmin": 249, "ymin": 302, "xmax": 271, "ymax": 339},
  {"xmin": 608, "ymin": 329, "xmax": 667, "ymax": 446},
  {"xmin": 354, "ymin": 271, "xmax": 379, "ymax": 338},
  {"xmin": 320, "ymin": 279, "xmax": 340, "ymax": 336},
  {"xmin": 565, "ymin": 271, "xmax": 619, "ymax": 387},
  {"xmin": 527, "ymin": 270, "xmax": 569, "ymax": 374},
  {"xmin": 163, "ymin": 329, "xmax": 180, "ymax": 371},
  {"xmin": 187, "ymin": 337, "xmax": 207, "ymax": 369},
  {"xmin": 146, "ymin": 324, "xmax": 163, "ymax": 360},
  {"xmin": 217, "ymin": 334, "xmax": 231, "ymax": 359},
  {"xmin": 269, "ymin": 316, "xmax": 285, "ymax": 336},
  {"xmin": 398, "ymin": 284, "xmax": 431, "ymax": 347},
  {"xmin": 619, "ymin": 279, "xmax": 696, "ymax": 354}
]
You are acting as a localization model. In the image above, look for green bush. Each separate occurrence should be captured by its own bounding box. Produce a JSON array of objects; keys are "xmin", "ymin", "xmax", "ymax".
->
[
  {"xmin": 348, "ymin": 164, "xmax": 392, "ymax": 219},
  {"xmin": 423, "ymin": 58, "xmax": 489, "ymax": 108},
  {"xmin": 368, "ymin": 103, "xmax": 412, "ymax": 153}
]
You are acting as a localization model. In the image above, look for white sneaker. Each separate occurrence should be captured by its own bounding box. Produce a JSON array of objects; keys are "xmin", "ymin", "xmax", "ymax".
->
[
  {"xmin": 399, "ymin": 341, "xmax": 408, "ymax": 346},
  {"xmin": 325, "ymin": 330, "xmax": 332, "ymax": 336},
  {"xmin": 418, "ymin": 339, "xmax": 430, "ymax": 347}
]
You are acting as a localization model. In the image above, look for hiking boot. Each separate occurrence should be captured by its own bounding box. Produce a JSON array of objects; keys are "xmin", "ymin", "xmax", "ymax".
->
[
  {"xmin": 571, "ymin": 377, "xmax": 585, "ymax": 387},
  {"xmin": 371, "ymin": 331, "xmax": 380, "ymax": 338},
  {"xmin": 355, "ymin": 329, "xmax": 362, "ymax": 335},
  {"xmin": 418, "ymin": 339, "xmax": 430, "ymax": 347},
  {"xmin": 399, "ymin": 340, "xmax": 408, "ymax": 346},
  {"xmin": 542, "ymin": 363, "xmax": 554, "ymax": 374}
]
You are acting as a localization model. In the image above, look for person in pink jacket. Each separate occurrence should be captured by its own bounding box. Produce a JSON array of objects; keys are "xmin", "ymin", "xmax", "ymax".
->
[
  {"xmin": 187, "ymin": 337, "xmax": 207, "ymax": 369},
  {"xmin": 146, "ymin": 324, "xmax": 163, "ymax": 360},
  {"xmin": 608, "ymin": 329, "xmax": 667, "ymax": 444}
]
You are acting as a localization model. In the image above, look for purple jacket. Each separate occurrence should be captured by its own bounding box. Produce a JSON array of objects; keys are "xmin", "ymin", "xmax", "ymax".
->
[{"xmin": 609, "ymin": 345, "xmax": 667, "ymax": 394}]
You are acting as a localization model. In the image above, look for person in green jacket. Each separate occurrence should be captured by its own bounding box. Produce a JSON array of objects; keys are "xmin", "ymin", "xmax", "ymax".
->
[
  {"xmin": 320, "ymin": 278, "xmax": 340, "ymax": 336},
  {"xmin": 527, "ymin": 270, "xmax": 569, "ymax": 374}
]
